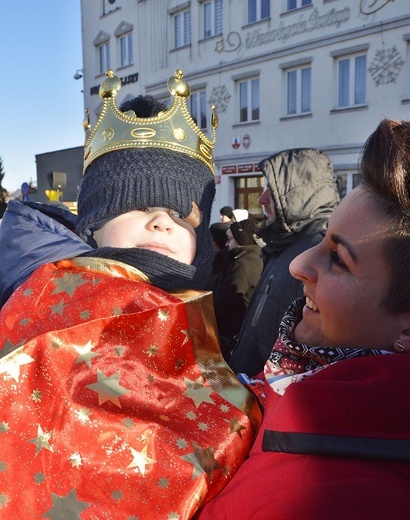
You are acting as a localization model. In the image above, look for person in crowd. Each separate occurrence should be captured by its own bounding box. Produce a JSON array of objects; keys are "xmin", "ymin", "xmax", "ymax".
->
[
  {"xmin": 207, "ymin": 221, "xmax": 232, "ymax": 295},
  {"xmin": 209, "ymin": 221, "xmax": 230, "ymax": 252},
  {"xmin": 219, "ymin": 205, "xmax": 235, "ymax": 223},
  {"xmin": 228, "ymin": 148, "xmax": 340, "ymax": 376},
  {"xmin": 0, "ymin": 70, "xmax": 261, "ymax": 519},
  {"xmin": 195, "ymin": 118, "xmax": 410, "ymax": 519},
  {"xmin": 207, "ymin": 218, "xmax": 263, "ymax": 360}
]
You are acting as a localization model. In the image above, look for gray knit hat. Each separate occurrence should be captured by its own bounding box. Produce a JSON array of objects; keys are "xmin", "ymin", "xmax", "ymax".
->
[{"xmin": 76, "ymin": 147, "xmax": 215, "ymax": 240}]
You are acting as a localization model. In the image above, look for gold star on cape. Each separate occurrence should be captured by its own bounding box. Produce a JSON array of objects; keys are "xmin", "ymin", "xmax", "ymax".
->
[
  {"xmin": 49, "ymin": 299, "xmax": 68, "ymax": 316},
  {"xmin": 183, "ymin": 377, "xmax": 215, "ymax": 408},
  {"xmin": 86, "ymin": 369, "xmax": 129, "ymax": 407},
  {"xmin": 30, "ymin": 389, "xmax": 42, "ymax": 402},
  {"xmin": 181, "ymin": 442, "xmax": 222, "ymax": 480},
  {"xmin": 127, "ymin": 445, "xmax": 156, "ymax": 476},
  {"xmin": 0, "ymin": 338, "xmax": 27, "ymax": 358},
  {"xmin": 69, "ymin": 453, "xmax": 83, "ymax": 468},
  {"xmin": 181, "ymin": 329, "xmax": 190, "ymax": 346},
  {"xmin": 52, "ymin": 272, "xmax": 88, "ymax": 298},
  {"xmin": 0, "ymin": 342, "xmax": 34, "ymax": 382},
  {"xmin": 158, "ymin": 309, "xmax": 169, "ymax": 321},
  {"xmin": 0, "ymin": 422, "xmax": 9, "ymax": 433},
  {"xmin": 75, "ymin": 408, "xmax": 91, "ymax": 423},
  {"xmin": 73, "ymin": 340, "xmax": 100, "ymax": 367},
  {"xmin": 226, "ymin": 417, "xmax": 247, "ymax": 438},
  {"xmin": 43, "ymin": 488, "xmax": 90, "ymax": 519},
  {"xmin": 29, "ymin": 425, "xmax": 54, "ymax": 457}
]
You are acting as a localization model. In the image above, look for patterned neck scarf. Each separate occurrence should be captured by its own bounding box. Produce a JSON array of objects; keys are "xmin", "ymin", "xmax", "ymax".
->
[{"xmin": 265, "ymin": 297, "xmax": 393, "ymax": 395}]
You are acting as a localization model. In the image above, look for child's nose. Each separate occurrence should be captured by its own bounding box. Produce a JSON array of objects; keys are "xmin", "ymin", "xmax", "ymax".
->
[{"xmin": 147, "ymin": 210, "xmax": 175, "ymax": 232}]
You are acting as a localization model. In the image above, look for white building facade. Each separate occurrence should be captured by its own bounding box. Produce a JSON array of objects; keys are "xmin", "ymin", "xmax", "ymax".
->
[{"xmin": 80, "ymin": 0, "xmax": 410, "ymax": 222}]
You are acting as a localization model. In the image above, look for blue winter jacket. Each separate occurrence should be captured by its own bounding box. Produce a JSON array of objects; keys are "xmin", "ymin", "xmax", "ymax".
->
[{"xmin": 0, "ymin": 200, "xmax": 92, "ymax": 308}]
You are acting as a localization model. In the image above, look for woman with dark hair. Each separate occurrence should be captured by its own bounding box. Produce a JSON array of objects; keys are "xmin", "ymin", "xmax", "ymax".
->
[
  {"xmin": 196, "ymin": 119, "xmax": 410, "ymax": 518},
  {"xmin": 219, "ymin": 205, "xmax": 235, "ymax": 223}
]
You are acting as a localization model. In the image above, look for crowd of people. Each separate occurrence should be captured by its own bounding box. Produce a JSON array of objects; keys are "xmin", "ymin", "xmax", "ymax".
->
[{"xmin": 0, "ymin": 68, "xmax": 409, "ymax": 518}]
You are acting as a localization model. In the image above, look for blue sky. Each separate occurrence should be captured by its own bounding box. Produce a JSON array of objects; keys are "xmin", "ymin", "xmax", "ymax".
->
[{"xmin": 0, "ymin": 1, "xmax": 84, "ymax": 193}]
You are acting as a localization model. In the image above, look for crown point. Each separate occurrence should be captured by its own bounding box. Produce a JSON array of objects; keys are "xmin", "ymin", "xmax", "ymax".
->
[
  {"xmin": 100, "ymin": 70, "xmax": 122, "ymax": 100},
  {"xmin": 168, "ymin": 70, "xmax": 190, "ymax": 99},
  {"xmin": 83, "ymin": 108, "xmax": 91, "ymax": 133}
]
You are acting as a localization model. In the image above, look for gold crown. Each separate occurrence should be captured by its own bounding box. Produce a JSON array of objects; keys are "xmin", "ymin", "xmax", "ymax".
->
[{"xmin": 83, "ymin": 69, "xmax": 218, "ymax": 174}]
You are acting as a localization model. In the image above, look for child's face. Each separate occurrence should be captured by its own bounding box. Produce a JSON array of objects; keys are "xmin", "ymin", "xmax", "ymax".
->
[{"xmin": 94, "ymin": 207, "xmax": 197, "ymax": 265}]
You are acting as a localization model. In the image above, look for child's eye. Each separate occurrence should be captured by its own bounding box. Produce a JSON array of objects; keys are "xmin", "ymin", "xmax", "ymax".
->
[
  {"xmin": 137, "ymin": 207, "xmax": 150, "ymax": 213},
  {"xmin": 330, "ymin": 249, "xmax": 347, "ymax": 270},
  {"xmin": 169, "ymin": 210, "xmax": 184, "ymax": 219}
]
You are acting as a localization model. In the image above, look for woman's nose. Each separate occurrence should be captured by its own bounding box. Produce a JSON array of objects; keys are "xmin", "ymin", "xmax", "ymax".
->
[{"xmin": 289, "ymin": 245, "xmax": 318, "ymax": 283}]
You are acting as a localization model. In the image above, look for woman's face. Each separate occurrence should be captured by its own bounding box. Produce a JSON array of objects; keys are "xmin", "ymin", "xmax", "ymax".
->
[
  {"xmin": 94, "ymin": 207, "xmax": 196, "ymax": 265},
  {"xmin": 226, "ymin": 228, "xmax": 239, "ymax": 251},
  {"xmin": 289, "ymin": 186, "xmax": 406, "ymax": 350}
]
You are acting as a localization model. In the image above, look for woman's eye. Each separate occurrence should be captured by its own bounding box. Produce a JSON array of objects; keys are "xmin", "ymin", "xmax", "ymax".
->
[
  {"xmin": 170, "ymin": 210, "xmax": 183, "ymax": 219},
  {"xmin": 330, "ymin": 249, "xmax": 347, "ymax": 269},
  {"xmin": 137, "ymin": 207, "xmax": 150, "ymax": 213}
]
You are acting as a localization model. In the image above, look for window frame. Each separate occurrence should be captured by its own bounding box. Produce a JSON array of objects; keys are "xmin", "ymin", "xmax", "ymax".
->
[
  {"xmin": 119, "ymin": 32, "xmax": 133, "ymax": 67},
  {"xmin": 203, "ymin": 0, "xmax": 222, "ymax": 39},
  {"xmin": 286, "ymin": 0, "xmax": 312, "ymax": 12},
  {"xmin": 336, "ymin": 53, "xmax": 367, "ymax": 109},
  {"xmin": 238, "ymin": 77, "xmax": 260, "ymax": 123},
  {"xmin": 248, "ymin": 0, "xmax": 270, "ymax": 24},
  {"xmin": 190, "ymin": 90, "xmax": 208, "ymax": 131},
  {"xmin": 286, "ymin": 65, "xmax": 311, "ymax": 116},
  {"xmin": 174, "ymin": 8, "xmax": 191, "ymax": 49},
  {"xmin": 98, "ymin": 42, "xmax": 111, "ymax": 75}
]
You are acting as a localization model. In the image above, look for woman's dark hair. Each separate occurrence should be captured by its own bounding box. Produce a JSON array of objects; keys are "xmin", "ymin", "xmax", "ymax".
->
[
  {"xmin": 360, "ymin": 119, "xmax": 410, "ymax": 313},
  {"xmin": 220, "ymin": 206, "xmax": 235, "ymax": 220}
]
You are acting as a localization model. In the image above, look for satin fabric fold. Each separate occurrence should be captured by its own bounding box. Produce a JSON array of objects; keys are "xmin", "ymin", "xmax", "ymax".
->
[{"xmin": 0, "ymin": 257, "xmax": 261, "ymax": 519}]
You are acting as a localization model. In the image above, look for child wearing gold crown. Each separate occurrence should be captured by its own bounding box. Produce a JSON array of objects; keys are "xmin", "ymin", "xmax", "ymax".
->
[{"xmin": 0, "ymin": 70, "xmax": 261, "ymax": 519}]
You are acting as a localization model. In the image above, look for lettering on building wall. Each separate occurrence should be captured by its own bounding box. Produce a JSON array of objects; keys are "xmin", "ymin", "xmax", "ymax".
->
[{"xmin": 246, "ymin": 7, "xmax": 350, "ymax": 48}]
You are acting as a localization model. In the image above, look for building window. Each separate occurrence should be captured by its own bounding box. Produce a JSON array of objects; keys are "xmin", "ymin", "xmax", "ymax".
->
[
  {"xmin": 335, "ymin": 172, "xmax": 362, "ymax": 198},
  {"xmin": 120, "ymin": 33, "xmax": 133, "ymax": 67},
  {"xmin": 238, "ymin": 78, "xmax": 260, "ymax": 123},
  {"xmin": 286, "ymin": 66, "xmax": 311, "ymax": 115},
  {"xmin": 190, "ymin": 91, "xmax": 208, "ymax": 130},
  {"xmin": 204, "ymin": 0, "xmax": 222, "ymax": 39},
  {"xmin": 98, "ymin": 42, "xmax": 111, "ymax": 74},
  {"xmin": 248, "ymin": 0, "xmax": 270, "ymax": 24},
  {"xmin": 287, "ymin": 0, "xmax": 311, "ymax": 11},
  {"xmin": 235, "ymin": 176, "xmax": 264, "ymax": 216},
  {"xmin": 174, "ymin": 8, "xmax": 191, "ymax": 48},
  {"xmin": 337, "ymin": 54, "xmax": 366, "ymax": 108}
]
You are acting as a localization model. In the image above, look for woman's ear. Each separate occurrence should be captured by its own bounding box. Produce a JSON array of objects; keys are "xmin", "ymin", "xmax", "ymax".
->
[{"xmin": 395, "ymin": 322, "xmax": 410, "ymax": 353}]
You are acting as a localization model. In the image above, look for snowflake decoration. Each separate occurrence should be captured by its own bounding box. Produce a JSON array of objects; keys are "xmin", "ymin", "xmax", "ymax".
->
[
  {"xmin": 368, "ymin": 46, "xmax": 404, "ymax": 86},
  {"xmin": 209, "ymin": 85, "xmax": 231, "ymax": 113}
]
